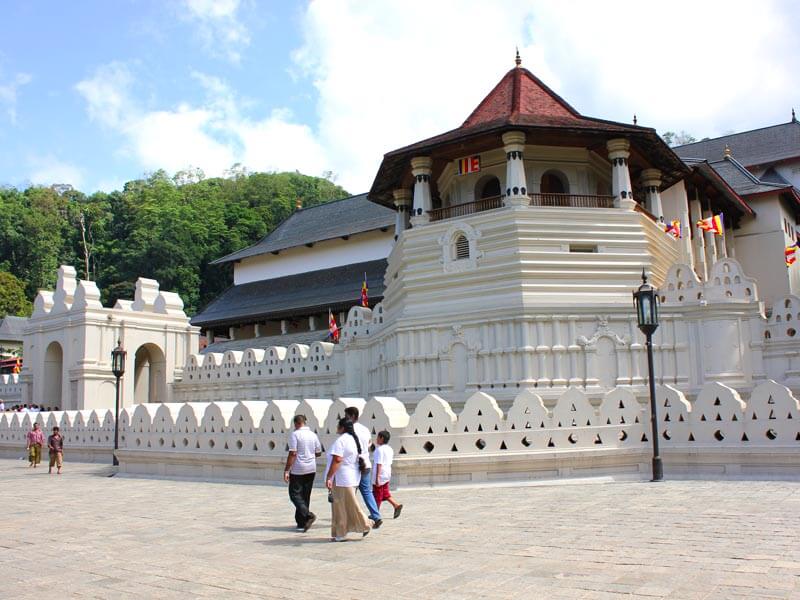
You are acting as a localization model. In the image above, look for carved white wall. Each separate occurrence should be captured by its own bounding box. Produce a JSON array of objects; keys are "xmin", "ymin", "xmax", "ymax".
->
[{"xmin": 3, "ymin": 381, "xmax": 798, "ymax": 482}]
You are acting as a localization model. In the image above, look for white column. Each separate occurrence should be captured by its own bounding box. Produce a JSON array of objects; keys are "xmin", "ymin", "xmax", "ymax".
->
[
  {"xmin": 607, "ymin": 139, "xmax": 635, "ymax": 210},
  {"xmin": 392, "ymin": 188, "xmax": 412, "ymax": 239},
  {"xmin": 254, "ymin": 323, "xmax": 261, "ymax": 338},
  {"xmin": 689, "ymin": 196, "xmax": 707, "ymax": 281},
  {"xmin": 680, "ymin": 192, "xmax": 694, "ymax": 265},
  {"xmin": 280, "ymin": 320, "xmax": 288, "ymax": 335},
  {"xmin": 567, "ymin": 317, "xmax": 582, "ymax": 386},
  {"xmin": 724, "ymin": 226, "xmax": 734, "ymax": 258},
  {"xmin": 640, "ymin": 168, "xmax": 663, "ymax": 220},
  {"xmin": 502, "ymin": 131, "xmax": 528, "ymax": 208},
  {"xmin": 703, "ymin": 208, "xmax": 718, "ymax": 268},
  {"xmin": 717, "ymin": 221, "xmax": 728, "ymax": 258},
  {"xmin": 410, "ymin": 156, "xmax": 433, "ymax": 226},
  {"xmin": 228, "ymin": 327, "xmax": 236, "ymax": 340},
  {"xmin": 551, "ymin": 318, "xmax": 567, "ymax": 387},
  {"xmin": 535, "ymin": 317, "xmax": 551, "ymax": 387},
  {"xmin": 308, "ymin": 316, "xmax": 316, "ymax": 331},
  {"xmin": 207, "ymin": 330, "xmax": 214, "ymax": 344}
]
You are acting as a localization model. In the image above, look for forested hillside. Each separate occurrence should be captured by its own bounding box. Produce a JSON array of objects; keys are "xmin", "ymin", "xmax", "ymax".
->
[{"xmin": 0, "ymin": 169, "xmax": 349, "ymax": 317}]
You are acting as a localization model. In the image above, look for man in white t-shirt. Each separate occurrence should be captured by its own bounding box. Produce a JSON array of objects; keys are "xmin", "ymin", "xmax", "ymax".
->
[
  {"xmin": 372, "ymin": 430, "xmax": 403, "ymax": 519},
  {"xmin": 344, "ymin": 406, "xmax": 383, "ymax": 527},
  {"xmin": 284, "ymin": 414, "xmax": 322, "ymax": 532}
]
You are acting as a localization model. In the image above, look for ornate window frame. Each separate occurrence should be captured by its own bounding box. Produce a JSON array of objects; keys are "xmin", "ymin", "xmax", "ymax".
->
[{"xmin": 439, "ymin": 222, "xmax": 482, "ymax": 273}]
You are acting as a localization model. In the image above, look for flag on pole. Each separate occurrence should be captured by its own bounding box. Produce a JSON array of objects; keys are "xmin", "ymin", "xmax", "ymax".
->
[
  {"xmin": 786, "ymin": 244, "xmax": 798, "ymax": 267},
  {"xmin": 696, "ymin": 213, "xmax": 724, "ymax": 235},
  {"xmin": 664, "ymin": 220, "xmax": 682, "ymax": 239},
  {"xmin": 361, "ymin": 273, "xmax": 369, "ymax": 307},
  {"xmin": 328, "ymin": 310, "xmax": 340, "ymax": 343}
]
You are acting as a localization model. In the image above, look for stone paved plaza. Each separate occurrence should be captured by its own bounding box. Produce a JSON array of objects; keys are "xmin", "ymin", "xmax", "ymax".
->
[{"xmin": 2, "ymin": 459, "xmax": 800, "ymax": 599}]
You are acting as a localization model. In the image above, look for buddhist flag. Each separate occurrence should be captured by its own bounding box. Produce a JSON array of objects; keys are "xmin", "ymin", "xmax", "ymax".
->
[
  {"xmin": 328, "ymin": 310, "xmax": 340, "ymax": 343},
  {"xmin": 458, "ymin": 155, "xmax": 480, "ymax": 175},
  {"xmin": 361, "ymin": 273, "xmax": 369, "ymax": 307},
  {"xmin": 664, "ymin": 220, "xmax": 682, "ymax": 239},
  {"xmin": 696, "ymin": 213, "xmax": 724, "ymax": 235},
  {"xmin": 786, "ymin": 244, "xmax": 798, "ymax": 267}
]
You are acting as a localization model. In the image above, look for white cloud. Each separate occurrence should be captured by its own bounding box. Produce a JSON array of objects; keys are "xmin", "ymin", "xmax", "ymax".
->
[
  {"xmin": 0, "ymin": 72, "xmax": 32, "ymax": 124},
  {"xmin": 295, "ymin": 0, "xmax": 800, "ymax": 192},
  {"xmin": 75, "ymin": 63, "xmax": 328, "ymax": 180},
  {"xmin": 27, "ymin": 154, "xmax": 84, "ymax": 188},
  {"xmin": 181, "ymin": 0, "xmax": 250, "ymax": 64}
]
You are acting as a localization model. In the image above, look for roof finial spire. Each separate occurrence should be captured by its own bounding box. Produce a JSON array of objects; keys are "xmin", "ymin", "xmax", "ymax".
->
[
  {"xmin": 515, "ymin": 47, "xmax": 521, "ymax": 67},
  {"xmin": 633, "ymin": 114, "xmax": 638, "ymax": 125},
  {"xmin": 793, "ymin": 107, "xmax": 796, "ymax": 121},
  {"xmin": 723, "ymin": 144, "xmax": 732, "ymax": 158}
]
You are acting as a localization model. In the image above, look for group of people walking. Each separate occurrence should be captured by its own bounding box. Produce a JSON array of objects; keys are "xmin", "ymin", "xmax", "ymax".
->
[
  {"xmin": 25, "ymin": 422, "xmax": 64, "ymax": 474},
  {"xmin": 284, "ymin": 407, "xmax": 403, "ymax": 541}
]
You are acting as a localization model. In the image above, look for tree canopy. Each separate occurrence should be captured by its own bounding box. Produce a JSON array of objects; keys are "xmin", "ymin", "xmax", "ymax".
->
[
  {"xmin": 0, "ymin": 271, "xmax": 32, "ymax": 318},
  {"xmin": 0, "ymin": 170, "xmax": 349, "ymax": 316}
]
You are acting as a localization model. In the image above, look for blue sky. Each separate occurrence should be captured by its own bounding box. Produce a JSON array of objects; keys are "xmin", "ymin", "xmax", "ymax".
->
[{"xmin": 1, "ymin": 1, "xmax": 799, "ymax": 194}]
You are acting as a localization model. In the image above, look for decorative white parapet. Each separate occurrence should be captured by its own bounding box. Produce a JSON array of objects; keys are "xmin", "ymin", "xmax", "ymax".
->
[{"xmin": 3, "ymin": 381, "xmax": 797, "ymax": 482}]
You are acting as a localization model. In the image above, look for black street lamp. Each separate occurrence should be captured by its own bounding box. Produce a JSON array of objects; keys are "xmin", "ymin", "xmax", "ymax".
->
[
  {"xmin": 632, "ymin": 270, "xmax": 663, "ymax": 481},
  {"xmin": 111, "ymin": 340, "xmax": 127, "ymax": 467}
]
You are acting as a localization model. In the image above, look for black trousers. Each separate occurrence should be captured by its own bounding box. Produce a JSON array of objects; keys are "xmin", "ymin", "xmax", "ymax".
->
[{"xmin": 288, "ymin": 472, "xmax": 315, "ymax": 526}]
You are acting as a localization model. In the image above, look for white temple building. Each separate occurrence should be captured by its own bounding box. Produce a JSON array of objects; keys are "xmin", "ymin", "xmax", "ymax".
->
[
  {"xmin": 4, "ymin": 56, "xmax": 800, "ymax": 412},
  {"xmin": 3, "ymin": 56, "xmax": 800, "ymax": 483}
]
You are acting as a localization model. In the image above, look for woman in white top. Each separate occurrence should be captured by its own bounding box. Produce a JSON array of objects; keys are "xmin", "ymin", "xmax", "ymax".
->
[{"xmin": 325, "ymin": 417, "xmax": 372, "ymax": 541}]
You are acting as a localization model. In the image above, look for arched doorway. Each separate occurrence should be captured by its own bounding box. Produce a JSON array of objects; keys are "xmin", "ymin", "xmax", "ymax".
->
[
  {"xmin": 134, "ymin": 343, "xmax": 167, "ymax": 404},
  {"xmin": 43, "ymin": 341, "xmax": 63, "ymax": 409},
  {"xmin": 540, "ymin": 170, "xmax": 569, "ymax": 194},
  {"xmin": 475, "ymin": 175, "xmax": 502, "ymax": 200}
]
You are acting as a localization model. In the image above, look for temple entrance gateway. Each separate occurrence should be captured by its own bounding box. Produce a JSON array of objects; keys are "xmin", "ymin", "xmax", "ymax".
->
[
  {"xmin": 134, "ymin": 343, "xmax": 167, "ymax": 404},
  {"xmin": 43, "ymin": 341, "xmax": 63, "ymax": 409}
]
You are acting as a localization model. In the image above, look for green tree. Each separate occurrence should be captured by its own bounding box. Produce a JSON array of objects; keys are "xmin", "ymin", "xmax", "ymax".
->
[
  {"xmin": 0, "ymin": 169, "xmax": 349, "ymax": 316},
  {"xmin": 0, "ymin": 271, "xmax": 32, "ymax": 317}
]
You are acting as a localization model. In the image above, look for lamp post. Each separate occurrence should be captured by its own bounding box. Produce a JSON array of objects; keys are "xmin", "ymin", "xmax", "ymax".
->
[
  {"xmin": 111, "ymin": 340, "xmax": 127, "ymax": 467},
  {"xmin": 632, "ymin": 270, "xmax": 663, "ymax": 481}
]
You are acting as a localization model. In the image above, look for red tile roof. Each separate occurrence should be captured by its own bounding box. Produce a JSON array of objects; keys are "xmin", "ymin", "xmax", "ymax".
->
[{"xmin": 462, "ymin": 66, "xmax": 582, "ymax": 128}]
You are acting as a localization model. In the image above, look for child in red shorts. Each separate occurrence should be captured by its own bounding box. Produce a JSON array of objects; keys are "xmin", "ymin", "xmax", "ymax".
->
[{"xmin": 372, "ymin": 430, "xmax": 403, "ymax": 519}]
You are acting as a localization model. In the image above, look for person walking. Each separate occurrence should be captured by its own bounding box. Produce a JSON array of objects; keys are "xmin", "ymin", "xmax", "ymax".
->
[
  {"xmin": 344, "ymin": 406, "xmax": 383, "ymax": 528},
  {"xmin": 26, "ymin": 422, "xmax": 45, "ymax": 468},
  {"xmin": 325, "ymin": 417, "xmax": 372, "ymax": 542},
  {"xmin": 284, "ymin": 414, "xmax": 322, "ymax": 532},
  {"xmin": 372, "ymin": 430, "xmax": 403, "ymax": 518},
  {"xmin": 48, "ymin": 426, "xmax": 64, "ymax": 475}
]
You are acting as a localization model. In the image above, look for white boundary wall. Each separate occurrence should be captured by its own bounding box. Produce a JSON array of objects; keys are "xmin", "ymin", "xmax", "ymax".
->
[{"xmin": 2, "ymin": 380, "xmax": 798, "ymax": 483}]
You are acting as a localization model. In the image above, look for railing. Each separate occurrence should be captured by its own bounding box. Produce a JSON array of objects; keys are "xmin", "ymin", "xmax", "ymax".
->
[
  {"xmin": 633, "ymin": 202, "xmax": 658, "ymax": 223},
  {"xmin": 528, "ymin": 193, "xmax": 615, "ymax": 208},
  {"xmin": 428, "ymin": 196, "xmax": 504, "ymax": 222}
]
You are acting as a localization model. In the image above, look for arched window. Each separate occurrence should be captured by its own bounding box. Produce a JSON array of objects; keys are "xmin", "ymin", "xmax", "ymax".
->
[
  {"xmin": 454, "ymin": 234, "xmax": 470, "ymax": 260},
  {"xmin": 476, "ymin": 176, "xmax": 501, "ymax": 200},
  {"xmin": 541, "ymin": 170, "xmax": 569, "ymax": 194}
]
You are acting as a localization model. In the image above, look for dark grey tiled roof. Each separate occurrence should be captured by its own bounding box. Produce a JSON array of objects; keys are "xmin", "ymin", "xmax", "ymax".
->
[
  {"xmin": 202, "ymin": 330, "xmax": 329, "ymax": 354},
  {"xmin": 674, "ymin": 120, "xmax": 800, "ymax": 168},
  {"xmin": 212, "ymin": 194, "xmax": 394, "ymax": 264},
  {"xmin": 0, "ymin": 316, "xmax": 27, "ymax": 340},
  {"xmin": 191, "ymin": 259, "xmax": 387, "ymax": 328},
  {"xmin": 696, "ymin": 156, "xmax": 791, "ymax": 196},
  {"xmin": 761, "ymin": 167, "xmax": 791, "ymax": 185}
]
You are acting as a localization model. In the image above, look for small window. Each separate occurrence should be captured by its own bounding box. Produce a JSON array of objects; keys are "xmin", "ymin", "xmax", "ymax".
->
[
  {"xmin": 569, "ymin": 244, "xmax": 597, "ymax": 253},
  {"xmin": 455, "ymin": 234, "xmax": 470, "ymax": 259}
]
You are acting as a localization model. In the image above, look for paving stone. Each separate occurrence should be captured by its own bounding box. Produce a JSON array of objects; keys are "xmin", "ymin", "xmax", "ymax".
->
[{"xmin": 1, "ymin": 459, "xmax": 799, "ymax": 598}]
